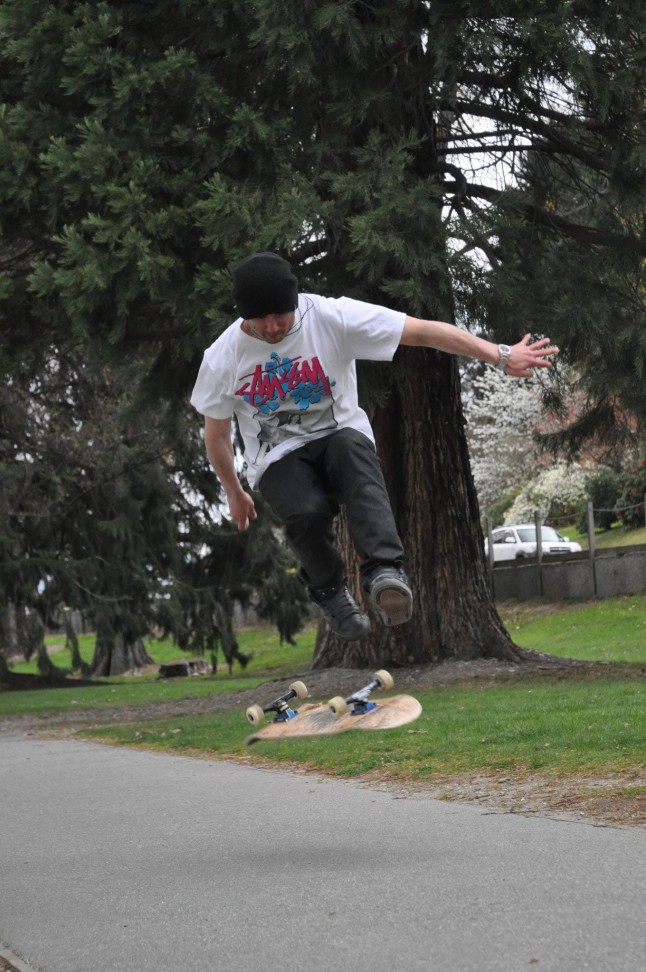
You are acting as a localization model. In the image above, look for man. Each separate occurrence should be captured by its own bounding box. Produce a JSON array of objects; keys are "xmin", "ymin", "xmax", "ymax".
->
[{"xmin": 191, "ymin": 252, "xmax": 557, "ymax": 641}]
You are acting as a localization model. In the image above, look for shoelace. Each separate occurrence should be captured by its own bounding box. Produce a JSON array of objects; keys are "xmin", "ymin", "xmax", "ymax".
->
[{"xmin": 323, "ymin": 588, "xmax": 360, "ymax": 622}]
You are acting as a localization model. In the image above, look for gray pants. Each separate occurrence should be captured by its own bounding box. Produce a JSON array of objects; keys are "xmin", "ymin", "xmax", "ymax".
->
[{"xmin": 258, "ymin": 428, "xmax": 405, "ymax": 595}]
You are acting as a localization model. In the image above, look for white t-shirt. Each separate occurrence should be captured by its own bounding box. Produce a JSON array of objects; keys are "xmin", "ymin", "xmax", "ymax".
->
[{"xmin": 191, "ymin": 293, "xmax": 406, "ymax": 486}]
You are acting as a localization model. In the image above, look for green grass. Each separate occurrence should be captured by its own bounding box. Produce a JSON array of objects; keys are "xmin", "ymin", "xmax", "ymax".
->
[
  {"xmin": 566, "ymin": 523, "xmax": 646, "ymax": 550},
  {"xmin": 8, "ymin": 633, "xmax": 95, "ymax": 674},
  {"xmin": 82, "ymin": 677, "xmax": 645, "ymax": 782},
  {"xmin": 1, "ymin": 625, "xmax": 316, "ymax": 717},
  {"xmin": 498, "ymin": 593, "xmax": 646, "ymax": 663},
  {"xmin": 8, "ymin": 632, "xmax": 194, "ymax": 675},
  {"xmin": 0, "ymin": 673, "xmax": 268, "ymax": 717},
  {"xmin": 7, "ymin": 625, "xmax": 317, "ymax": 678},
  {"xmin": 3, "ymin": 597, "xmax": 645, "ymax": 790}
]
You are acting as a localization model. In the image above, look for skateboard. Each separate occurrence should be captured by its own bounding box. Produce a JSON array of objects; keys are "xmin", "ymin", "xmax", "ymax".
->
[{"xmin": 244, "ymin": 669, "xmax": 422, "ymax": 746}]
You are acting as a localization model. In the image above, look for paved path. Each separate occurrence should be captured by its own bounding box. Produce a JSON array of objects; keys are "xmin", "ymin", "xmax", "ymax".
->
[{"xmin": 1, "ymin": 735, "xmax": 644, "ymax": 972}]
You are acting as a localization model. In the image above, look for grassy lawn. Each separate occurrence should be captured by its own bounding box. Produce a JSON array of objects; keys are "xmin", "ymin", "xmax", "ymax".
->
[
  {"xmin": 566, "ymin": 523, "xmax": 646, "ymax": 550},
  {"xmin": 3, "ymin": 596, "xmax": 645, "ymax": 812},
  {"xmin": 7, "ymin": 625, "xmax": 317, "ymax": 678},
  {"xmin": 0, "ymin": 673, "xmax": 268, "ymax": 717},
  {"xmin": 498, "ymin": 593, "xmax": 646, "ymax": 663},
  {"xmin": 82, "ymin": 676, "xmax": 644, "ymax": 783},
  {"xmin": 1, "ymin": 625, "xmax": 316, "ymax": 717}
]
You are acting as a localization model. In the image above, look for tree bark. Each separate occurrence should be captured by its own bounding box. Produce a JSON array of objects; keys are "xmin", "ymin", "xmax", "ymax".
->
[
  {"xmin": 0, "ymin": 603, "xmax": 18, "ymax": 677},
  {"xmin": 312, "ymin": 347, "xmax": 519, "ymax": 668},
  {"xmin": 90, "ymin": 630, "xmax": 154, "ymax": 677}
]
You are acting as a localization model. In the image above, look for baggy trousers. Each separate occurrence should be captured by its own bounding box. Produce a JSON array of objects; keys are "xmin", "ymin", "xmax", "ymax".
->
[{"xmin": 257, "ymin": 428, "xmax": 405, "ymax": 595}]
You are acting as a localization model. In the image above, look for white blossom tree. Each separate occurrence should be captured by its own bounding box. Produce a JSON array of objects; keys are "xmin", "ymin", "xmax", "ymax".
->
[
  {"xmin": 463, "ymin": 369, "xmax": 549, "ymax": 513},
  {"xmin": 504, "ymin": 463, "xmax": 591, "ymax": 525}
]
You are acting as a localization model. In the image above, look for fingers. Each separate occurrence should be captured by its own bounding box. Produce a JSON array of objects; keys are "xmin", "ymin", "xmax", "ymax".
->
[
  {"xmin": 507, "ymin": 336, "xmax": 559, "ymax": 377},
  {"xmin": 228, "ymin": 492, "xmax": 257, "ymax": 531},
  {"xmin": 236, "ymin": 499, "xmax": 257, "ymax": 532},
  {"xmin": 521, "ymin": 334, "xmax": 551, "ymax": 349},
  {"xmin": 493, "ymin": 335, "xmax": 559, "ymax": 379},
  {"xmin": 528, "ymin": 356, "xmax": 555, "ymax": 368},
  {"xmin": 522, "ymin": 335, "xmax": 559, "ymax": 356},
  {"xmin": 508, "ymin": 359, "xmax": 553, "ymax": 377}
]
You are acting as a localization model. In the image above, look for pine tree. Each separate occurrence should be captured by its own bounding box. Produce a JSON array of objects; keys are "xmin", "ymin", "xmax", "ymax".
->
[
  {"xmin": 2, "ymin": 2, "xmax": 644, "ymax": 669},
  {"xmin": 0, "ymin": 1, "xmax": 312, "ymax": 674}
]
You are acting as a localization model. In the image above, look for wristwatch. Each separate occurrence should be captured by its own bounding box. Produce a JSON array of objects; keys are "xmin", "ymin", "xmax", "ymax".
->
[{"xmin": 495, "ymin": 344, "xmax": 511, "ymax": 371}]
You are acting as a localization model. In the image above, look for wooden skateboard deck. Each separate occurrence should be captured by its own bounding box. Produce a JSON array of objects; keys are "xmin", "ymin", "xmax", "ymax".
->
[{"xmin": 245, "ymin": 693, "xmax": 422, "ymax": 746}]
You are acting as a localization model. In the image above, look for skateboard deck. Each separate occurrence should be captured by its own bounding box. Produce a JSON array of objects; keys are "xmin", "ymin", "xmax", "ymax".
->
[
  {"xmin": 244, "ymin": 670, "xmax": 421, "ymax": 745},
  {"xmin": 245, "ymin": 694, "xmax": 422, "ymax": 745}
]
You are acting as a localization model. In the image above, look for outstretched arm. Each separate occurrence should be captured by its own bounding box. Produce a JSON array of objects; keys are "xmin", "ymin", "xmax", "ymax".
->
[
  {"xmin": 400, "ymin": 317, "xmax": 558, "ymax": 377},
  {"xmin": 203, "ymin": 416, "xmax": 257, "ymax": 531}
]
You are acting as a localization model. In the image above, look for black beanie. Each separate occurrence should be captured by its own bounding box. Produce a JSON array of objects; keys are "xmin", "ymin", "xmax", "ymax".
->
[{"xmin": 232, "ymin": 252, "xmax": 299, "ymax": 319}]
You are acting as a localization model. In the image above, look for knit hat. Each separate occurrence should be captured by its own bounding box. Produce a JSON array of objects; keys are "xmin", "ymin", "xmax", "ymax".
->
[{"xmin": 232, "ymin": 252, "xmax": 299, "ymax": 319}]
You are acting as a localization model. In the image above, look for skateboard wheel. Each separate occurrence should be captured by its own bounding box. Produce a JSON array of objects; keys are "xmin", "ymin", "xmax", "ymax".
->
[
  {"xmin": 328, "ymin": 696, "xmax": 349, "ymax": 718},
  {"xmin": 246, "ymin": 704, "xmax": 265, "ymax": 726},
  {"xmin": 289, "ymin": 680, "xmax": 309, "ymax": 701},
  {"xmin": 374, "ymin": 669, "xmax": 394, "ymax": 691}
]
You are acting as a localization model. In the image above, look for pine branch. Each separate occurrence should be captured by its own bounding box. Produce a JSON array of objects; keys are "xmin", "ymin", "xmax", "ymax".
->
[{"xmin": 442, "ymin": 179, "xmax": 646, "ymax": 252}]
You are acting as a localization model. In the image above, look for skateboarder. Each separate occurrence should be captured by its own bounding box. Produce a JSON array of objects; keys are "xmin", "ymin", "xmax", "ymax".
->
[{"xmin": 191, "ymin": 252, "xmax": 558, "ymax": 641}]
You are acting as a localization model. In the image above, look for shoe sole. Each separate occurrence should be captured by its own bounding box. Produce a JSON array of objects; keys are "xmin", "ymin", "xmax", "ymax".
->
[
  {"xmin": 316, "ymin": 607, "xmax": 371, "ymax": 641},
  {"xmin": 333, "ymin": 618, "xmax": 371, "ymax": 641},
  {"xmin": 372, "ymin": 584, "xmax": 413, "ymax": 627}
]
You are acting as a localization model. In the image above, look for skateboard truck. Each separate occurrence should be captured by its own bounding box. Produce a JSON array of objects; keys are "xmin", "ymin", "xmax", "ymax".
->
[
  {"xmin": 244, "ymin": 670, "xmax": 421, "ymax": 745},
  {"xmin": 246, "ymin": 680, "xmax": 309, "ymax": 727},
  {"xmin": 328, "ymin": 669, "xmax": 395, "ymax": 718}
]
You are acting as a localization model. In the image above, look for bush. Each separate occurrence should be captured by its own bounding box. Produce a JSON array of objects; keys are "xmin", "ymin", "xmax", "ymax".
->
[
  {"xmin": 485, "ymin": 487, "xmax": 522, "ymax": 528},
  {"xmin": 504, "ymin": 463, "xmax": 590, "ymax": 525},
  {"xmin": 616, "ymin": 459, "xmax": 646, "ymax": 528},
  {"xmin": 583, "ymin": 468, "xmax": 621, "ymax": 531}
]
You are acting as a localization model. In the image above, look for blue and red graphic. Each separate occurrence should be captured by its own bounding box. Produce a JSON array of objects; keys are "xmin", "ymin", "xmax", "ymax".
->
[{"xmin": 236, "ymin": 353, "xmax": 335, "ymax": 415}]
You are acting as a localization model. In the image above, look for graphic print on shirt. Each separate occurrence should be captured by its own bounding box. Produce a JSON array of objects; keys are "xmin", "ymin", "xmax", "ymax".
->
[{"xmin": 235, "ymin": 352, "xmax": 337, "ymax": 462}]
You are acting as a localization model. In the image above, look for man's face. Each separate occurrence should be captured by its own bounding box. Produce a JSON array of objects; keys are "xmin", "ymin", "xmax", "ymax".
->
[{"xmin": 244, "ymin": 311, "xmax": 296, "ymax": 344}]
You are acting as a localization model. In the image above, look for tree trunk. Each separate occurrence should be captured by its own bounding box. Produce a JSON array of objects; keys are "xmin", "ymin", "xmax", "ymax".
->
[
  {"xmin": 90, "ymin": 630, "xmax": 154, "ymax": 676},
  {"xmin": 0, "ymin": 602, "xmax": 18, "ymax": 678},
  {"xmin": 312, "ymin": 347, "xmax": 519, "ymax": 668},
  {"xmin": 64, "ymin": 609, "xmax": 92, "ymax": 676}
]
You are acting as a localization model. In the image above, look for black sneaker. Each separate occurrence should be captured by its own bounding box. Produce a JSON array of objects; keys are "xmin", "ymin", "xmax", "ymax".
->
[
  {"xmin": 312, "ymin": 585, "xmax": 371, "ymax": 641},
  {"xmin": 364, "ymin": 567, "xmax": 413, "ymax": 627}
]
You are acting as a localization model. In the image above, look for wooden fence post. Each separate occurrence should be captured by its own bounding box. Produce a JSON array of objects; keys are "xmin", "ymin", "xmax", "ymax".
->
[
  {"xmin": 587, "ymin": 500, "xmax": 597, "ymax": 595},
  {"xmin": 486, "ymin": 517, "xmax": 494, "ymax": 593},
  {"xmin": 534, "ymin": 510, "xmax": 544, "ymax": 597}
]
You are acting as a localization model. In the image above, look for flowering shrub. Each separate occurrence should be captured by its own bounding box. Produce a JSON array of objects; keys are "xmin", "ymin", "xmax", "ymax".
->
[
  {"xmin": 616, "ymin": 459, "xmax": 646, "ymax": 528},
  {"xmin": 504, "ymin": 463, "xmax": 590, "ymax": 525}
]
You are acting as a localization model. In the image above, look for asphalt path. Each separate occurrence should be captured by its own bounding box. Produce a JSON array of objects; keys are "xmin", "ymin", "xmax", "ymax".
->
[{"xmin": 1, "ymin": 735, "xmax": 644, "ymax": 972}]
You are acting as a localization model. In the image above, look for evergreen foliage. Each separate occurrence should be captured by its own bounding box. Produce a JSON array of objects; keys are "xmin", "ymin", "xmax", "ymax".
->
[
  {"xmin": 582, "ymin": 468, "xmax": 622, "ymax": 531},
  {"xmin": 461, "ymin": 8, "xmax": 646, "ymax": 447},
  {"xmin": 2, "ymin": 2, "xmax": 645, "ymax": 668},
  {"xmin": 616, "ymin": 459, "xmax": 646, "ymax": 529}
]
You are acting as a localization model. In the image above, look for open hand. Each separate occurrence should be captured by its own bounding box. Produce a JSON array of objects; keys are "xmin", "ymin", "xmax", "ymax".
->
[
  {"xmin": 229, "ymin": 490, "xmax": 257, "ymax": 531},
  {"xmin": 506, "ymin": 335, "xmax": 559, "ymax": 378}
]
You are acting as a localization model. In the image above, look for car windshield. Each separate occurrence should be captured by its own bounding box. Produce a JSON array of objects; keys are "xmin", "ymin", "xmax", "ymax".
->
[{"xmin": 516, "ymin": 527, "xmax": 563, "ymax": 542}]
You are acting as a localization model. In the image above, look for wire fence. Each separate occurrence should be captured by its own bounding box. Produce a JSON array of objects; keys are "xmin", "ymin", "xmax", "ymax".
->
[
  {"xmin": 493, "ymin": 494, "xmax": 646, "ymax": 531},
  {"xmin": 485, "ymin": 494, "xmax": 646, "ymax": 598}
]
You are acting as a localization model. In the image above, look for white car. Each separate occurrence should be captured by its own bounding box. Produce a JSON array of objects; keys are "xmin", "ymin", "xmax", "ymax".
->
[{"xmin": 484, "ymin": 524, "xmax": 583, "ymax": 562}]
